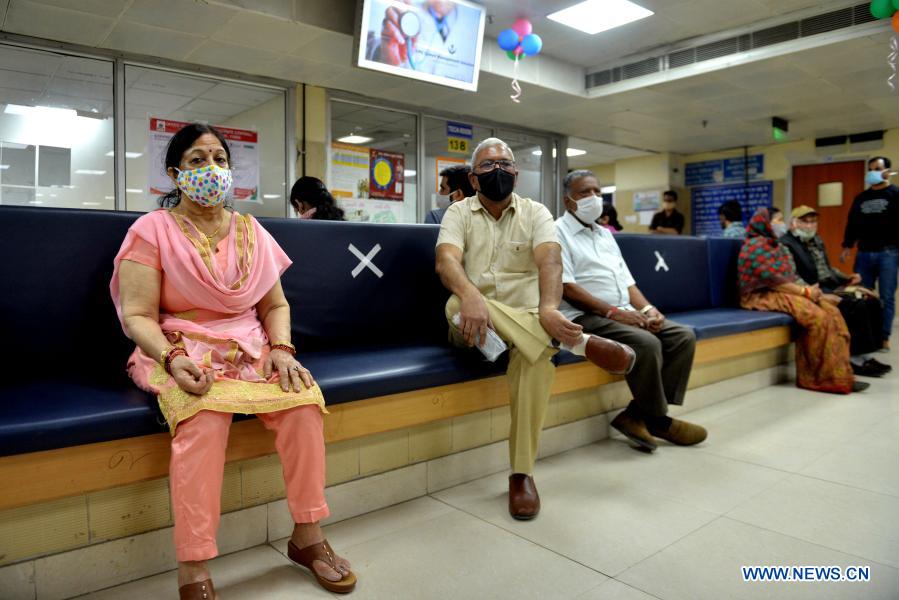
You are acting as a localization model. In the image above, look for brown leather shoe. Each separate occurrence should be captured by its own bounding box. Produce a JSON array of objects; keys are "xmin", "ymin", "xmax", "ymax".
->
[
  {"xmin": 610, "ymin": 411, "xmax": 657, "ymax": 451},
  {"xmin": 179, "ymin": 579, "xmax": 215, "ymax": 600},
  {"xmin": 648, "ymin": 418, "xmax": 707, "ymax": 446},
  {"xmin": 585, "ymin": 335, "xmax": 636, "ymax": 374},
  {"xmin": 509, "ymin": 474, "xmax": 540, "ymax": 520}
]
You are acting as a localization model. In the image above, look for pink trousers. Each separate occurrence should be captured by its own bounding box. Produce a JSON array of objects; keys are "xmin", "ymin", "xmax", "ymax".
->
[{"xmin": 170, "ymin": 405, "xmax": 329, "ymax": 562}]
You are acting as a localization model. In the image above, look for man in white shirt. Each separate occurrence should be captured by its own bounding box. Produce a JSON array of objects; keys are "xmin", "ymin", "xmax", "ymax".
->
[{"xmin": 556, "ymin": 170, "xmax": 707, "ymax": 452}]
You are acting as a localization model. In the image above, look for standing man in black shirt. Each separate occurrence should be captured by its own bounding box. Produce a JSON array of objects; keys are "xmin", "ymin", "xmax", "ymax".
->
[
  {"xmin": 649, "ymin": 190, "xmax": 685, "ymax": 235},
  {"xmin": 841, "ymin": 156, "xmax": 899, "ymax": 349}
]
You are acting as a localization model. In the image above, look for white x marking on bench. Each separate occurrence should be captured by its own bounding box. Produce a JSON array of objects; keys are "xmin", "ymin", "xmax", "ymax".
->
[
  {"xmin": 349, "ymin": 243, "xmax": 384, "ymax": 278},
  {"xmin": 654, "ymin": 251, "xmax": 669, "ymax": 273}
]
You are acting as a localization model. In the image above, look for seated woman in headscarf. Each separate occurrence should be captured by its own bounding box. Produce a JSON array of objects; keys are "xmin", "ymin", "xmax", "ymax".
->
[
  {"xmin": 111, "ymin": 124, "xmax": 356, "ymax": 598},
  {"xmin": 738, "ymin": 207, "xmax": 865, "ymax": 394}
]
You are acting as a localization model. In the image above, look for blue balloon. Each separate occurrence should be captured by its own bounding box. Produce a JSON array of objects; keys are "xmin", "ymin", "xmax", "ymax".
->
[
  {"xmin": 521, "ymin": 33, "xmax": 543, "ymax": 56},
  {"xmin": 498, "ymin": 28, "xmax": 520, "ymax": 52}
]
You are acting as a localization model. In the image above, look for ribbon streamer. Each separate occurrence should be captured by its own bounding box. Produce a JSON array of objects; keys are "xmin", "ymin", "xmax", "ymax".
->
[
  {"xmin": 889, "ymin": 36, "xmax": 897, "ymax": 92},
  {"xmin": 510, "ymin": 56, "xmax": 522, "ymax": 103}
]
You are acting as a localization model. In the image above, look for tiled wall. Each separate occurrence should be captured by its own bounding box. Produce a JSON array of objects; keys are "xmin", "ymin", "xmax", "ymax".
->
[{"xmin": 0, "ymin": 346, "xmax": 790, "ymax": 569}]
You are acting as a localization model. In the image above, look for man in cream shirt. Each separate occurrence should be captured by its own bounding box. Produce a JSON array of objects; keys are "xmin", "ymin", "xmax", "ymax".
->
[
  {"xmin": 556, "ymin": 170, "xmax": 707, "ymax": 453},
  {"xmin": 436, "ymin": 140, "xmax": 635, "ymax": 520}
]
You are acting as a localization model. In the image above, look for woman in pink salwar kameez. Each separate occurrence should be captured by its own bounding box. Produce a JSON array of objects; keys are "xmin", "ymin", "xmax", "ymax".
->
[{"xmin": 111, "ymin": 124, "xmax": 355, "ymax": 598}]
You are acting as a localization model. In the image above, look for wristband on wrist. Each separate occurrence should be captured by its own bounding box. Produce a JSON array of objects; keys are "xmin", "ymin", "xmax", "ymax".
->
[
  {"xmin": 640, "ymin": 304, "xmax": 655, "ymax": 315},
  {"xmin": 271, "ymin": 341, "xmax": 296, "ymax": 356},
  {"xmin": 163, "ymin": 347, "xmax": 188, "ymax": 375}
]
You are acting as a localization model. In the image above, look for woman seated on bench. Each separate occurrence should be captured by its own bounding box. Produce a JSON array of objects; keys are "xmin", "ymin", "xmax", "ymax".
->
[
  {"xmin": 111, "ymin": 123, "xmax": 356, "ymax": 598},
  {"xmin": 738, "ymin": 207, "xmax": 866, "ymax": 394}
]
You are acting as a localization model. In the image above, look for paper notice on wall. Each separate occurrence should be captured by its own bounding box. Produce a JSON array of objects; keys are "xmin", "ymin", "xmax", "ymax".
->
[
  {"xmin": 148, "ymin": 117, "xmax": 260, "ymax": 202},
  {"xmin": 633, "ymin": 190, "xmax": 661, "ymax": 212},
  {"xmin": 369, "ymin": 149, "xmax": 404, "ymax": 200},
  {"xmin": 639, "ymin": 211, "xmax": 654, "ymax": 225},
  {"xmin": 337, "ymin": 197, "xmax": 404, "ymax": 223},
  {"xmin": 624, "ymin": 215, "xmax": 638, "ymax": 224},
  {"xmin": 330, "ymin": 142, "xmax": 370, "ymax": 199}
]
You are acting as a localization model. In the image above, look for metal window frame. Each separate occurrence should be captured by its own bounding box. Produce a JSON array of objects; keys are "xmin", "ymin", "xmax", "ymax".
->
[
  {"xmin": 328, "ymin": 91, "xmax": 566, "ymax": 222},
  {"xmin": 0, "ymin": 32, "xmax": 297, "ymax": 215}
]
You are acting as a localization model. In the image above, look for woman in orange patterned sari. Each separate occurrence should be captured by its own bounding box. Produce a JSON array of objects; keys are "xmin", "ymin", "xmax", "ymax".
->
[
  {"xmin": 738, "ymin": 208, "xmax": 862, "ymax": 394},
  {"xmin": 111, "ymin": 124, "xmax": 355, "ymax": 598}
]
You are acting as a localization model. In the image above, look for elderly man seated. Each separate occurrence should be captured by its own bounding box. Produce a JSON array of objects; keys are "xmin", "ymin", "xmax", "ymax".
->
[
  {"xmin": 555, "ymin": 170, "xmax": 707, "ymax": 452},
  {"xmin": 780, "ymin": 205, "xmax": 891, "ymax": 377}
]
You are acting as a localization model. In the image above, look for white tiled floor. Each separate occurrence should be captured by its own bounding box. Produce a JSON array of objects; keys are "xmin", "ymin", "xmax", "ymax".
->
[{"xmin": 87, "ymin": 346, "xmax": 899, "ymax": 599}]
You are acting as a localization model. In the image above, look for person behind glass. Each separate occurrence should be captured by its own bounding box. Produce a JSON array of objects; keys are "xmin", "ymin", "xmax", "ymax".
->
[
  {"xmin": 556, "ymin": 170, "xmax": 707, "ymax": 452},
  {"xmin": 648, "ymin": 190, "xmax": 684, "ymax": 235},
  {"xmin": 435, "ymin": 138, "xmax": 636, "ymax": 520},
  {"xmin": 290, "ymin": 176, "xmax": 346, "ymax": 221},
  {"xmin": 840, "ymin": 156, "xmax": 898, "ymax": 350},
  {"xmin": 738, "ymin": 207, "xmax": 866, "ymax": 394},
  {"xmin": 426, "ymin": 164, "xmax": 475, "ymax": 224},
  {"xmin": 111, "ymin": 124, "xmax": 355, "ymax": 598},
  {"xmin": 719, "ymin": 200, "xmax": 746, "ymax": 239},
  {"xmin": 599, "ymin": 204, "xmax": 623, "ymax": 232},
  {"xmin": 780, "ymin": 205, "xmax": 890, "ymax": 378}
]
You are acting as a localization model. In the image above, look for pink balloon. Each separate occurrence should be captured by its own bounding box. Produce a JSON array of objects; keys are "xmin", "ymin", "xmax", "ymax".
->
[
  {"xmin": 513, "ymin": 46, "xmax": 524, "ymax": 56},
  {"xmin": 512, "ymin": 18, "xmax": 532, "ymax": 37}
]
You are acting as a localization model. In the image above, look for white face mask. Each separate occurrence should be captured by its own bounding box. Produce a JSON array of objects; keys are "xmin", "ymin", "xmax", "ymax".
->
[
  {"xmin": 572, "ymin": 194, "xmax": 603, "ymax": 224},
  {"xmin": 771, "ymin": 222, "xmax": 788, "ymax": 238}
]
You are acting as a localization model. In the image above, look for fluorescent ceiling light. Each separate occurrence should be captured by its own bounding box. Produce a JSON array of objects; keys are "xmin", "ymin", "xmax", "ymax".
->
[
  {"xmin": 126, "ymin": 188, "xmax": 143, "ymax": 194},
  {"xmin": 548, "ymin": 0, "xmax": 653, "ymax": 35},
  {"xmin": 336, "ymin": 135, "xmax": 373, "ymax": 144},
  {"xmin": 0, "ymin": 164, "xmax": 8, "ymax": 170},
  {"xmin": 104, "ymin": 195, "xmax": 115, "ymax": 200},
  {"xmin": 404, "ymin": 169, "xmax": 416, "ymax": 177},
  {"xmin": 4, "ymin": 104, "xmax": 78, "ymax": 118},
  {"xmin": 82, "ymin": 201, "xmax": 102, "ymax": 206},
  {"xmin": 263, "ymin": 194, "xmax": 280, "ymax": 199},
  {"xmin": 29, "ymin": 200, "xmax": 44, "ymax": 204},
  {"xmin": 75, "ymin": 169, "xmax": 107, "ymax": 176},
  {"xmin": 105, "ymin": 151, "xmax": 143, "ymax": 159},
  {"xmin": 601, "ymin": 185, "xmax": 617, "ymax": 194},
  {"xmin": 532, "ymin": 148, "xmax": 586, "ymax": 157}
]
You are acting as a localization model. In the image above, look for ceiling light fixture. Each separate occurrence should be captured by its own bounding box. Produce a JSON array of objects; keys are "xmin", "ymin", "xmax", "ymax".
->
[
  {"xmin": 547, "ymin": 0, "xmax": 653, "ymax": 35},
  {"xmin": 337, "ymin": 135, "xmax": 374, "ymax": 144},
  {"xmin": 4, "ymin": 104, "xmax": 78, "ymax": 118},
  {"xmin": 105, "ymin": 151, "xmax": 143, "ymax": 159},
  {"xmin": 75, "ymin": 169, "xmax": 107, "ymax": 176},
  {"xmin": 601, "ymin": 186, "xmax": 617, "ymax": 194}
]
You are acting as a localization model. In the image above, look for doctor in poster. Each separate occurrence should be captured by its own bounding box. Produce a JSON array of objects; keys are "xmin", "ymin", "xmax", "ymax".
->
[{"xmin": 365, "ymin": 0, "xmax": 483, "ymax": 85}]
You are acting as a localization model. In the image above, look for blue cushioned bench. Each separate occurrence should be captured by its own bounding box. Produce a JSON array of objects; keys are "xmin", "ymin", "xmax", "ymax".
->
[{"xmin": 0, "ymin": 207, "xmax": 792, "ymax": 460}]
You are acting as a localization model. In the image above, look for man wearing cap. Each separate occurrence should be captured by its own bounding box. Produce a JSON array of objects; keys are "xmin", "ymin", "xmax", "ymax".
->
[{"xmin": 781, "ymin": 205, "xmax": 891, "ymax": 377}]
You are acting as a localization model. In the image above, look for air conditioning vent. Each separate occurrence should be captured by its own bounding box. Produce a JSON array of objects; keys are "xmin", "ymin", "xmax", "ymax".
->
[
  {"xmin": 752, "ymin": 22, "xmax": 800, "ymax": 48},
  {"xmin": 585, "ymin": 3, "xmax": 881, "ymax": 91},
  {"xmin": 621, "ymin": 57, "xmax": 660, "ymax": 79},
  {"xmin": 696, "ymin": 37, "xmax": 740, "ymax": 62},
  {"xmin": 801, "ymin": 7, "xmax": 853, "ymax": 36}
]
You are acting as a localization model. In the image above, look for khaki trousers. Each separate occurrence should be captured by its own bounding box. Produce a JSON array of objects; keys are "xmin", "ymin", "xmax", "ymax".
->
[{"xmin": 445, "ymin": 295, "xmax": 557, "ymax": 475}]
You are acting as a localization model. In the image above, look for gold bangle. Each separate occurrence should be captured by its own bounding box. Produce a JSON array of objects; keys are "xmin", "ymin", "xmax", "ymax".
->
[{"xmin": 159, "ymin": 347, "xmax": 172, "ymax": 365}]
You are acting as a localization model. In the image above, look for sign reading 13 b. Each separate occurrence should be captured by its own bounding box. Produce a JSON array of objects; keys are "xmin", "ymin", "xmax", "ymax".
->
[{"xmin": 448, "ymin": 138, "xmax": 469, "ymax": 153}]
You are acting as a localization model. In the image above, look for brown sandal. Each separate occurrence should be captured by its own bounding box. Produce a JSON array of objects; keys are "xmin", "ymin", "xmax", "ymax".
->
[
  {"xmin": 179, "ymin": 578, "xmax": 215, "ymax": 600},
  {"xmin": 287, "ymin": 539, "xmax": 357, "ymax": 594}
]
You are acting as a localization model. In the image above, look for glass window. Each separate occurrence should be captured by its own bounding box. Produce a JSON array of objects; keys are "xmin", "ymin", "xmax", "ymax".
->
[
  {"xmin": 496, "ymin": 129, "xmax": 549, "ymax": 208},
  {"xmin": 0, "ymin": 44, "xmax": 114, "ymax": 210},
  {"xmin": 328, "ymin": 100, "xmax": 417, "ymax": 223},
  {"xmin": 124, "ymin": 65, "xmax": 287, "ymax": 216},
  {"xmin": 424, "ymin": 116, "xmax": 491, "ymax": 219}
]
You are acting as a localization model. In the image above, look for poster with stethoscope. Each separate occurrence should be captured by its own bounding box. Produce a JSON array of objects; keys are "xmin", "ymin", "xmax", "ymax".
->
[
  {"xmin": 147, "ymin": 117, "xmax": 261, "ymax": 203},
  {"xmin": 357, "ymin": 0, "xmax": 486, "ymax": 91}
]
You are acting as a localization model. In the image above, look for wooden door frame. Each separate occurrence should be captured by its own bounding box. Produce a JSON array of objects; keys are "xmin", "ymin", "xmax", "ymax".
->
[{"xmin": 785, "ymin": 155, "xmax": 869, "ymax": 217}]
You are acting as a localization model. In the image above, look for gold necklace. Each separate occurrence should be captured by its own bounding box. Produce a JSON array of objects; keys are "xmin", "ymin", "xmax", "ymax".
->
[{"xmin": 199, "ymin": 212, "xmax": 226, "ymax": 242}]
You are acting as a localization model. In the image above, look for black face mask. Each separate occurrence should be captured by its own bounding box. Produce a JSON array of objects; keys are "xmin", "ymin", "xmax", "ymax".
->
[{"xmin": 476, "ymin": 168, "xmax": 515, "ymax": 202}]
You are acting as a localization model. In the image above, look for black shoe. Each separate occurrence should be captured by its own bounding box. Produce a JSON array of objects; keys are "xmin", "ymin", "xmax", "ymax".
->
[
  {"xmin": 852, "ymin": 381, "xmax": 870, "ymax": 392},
  {"xmin": 866, "ymin": 358, "xmax": 892, "ymax": 374},
  {"xmin": 852, "ymin": 361, "xmax": 885, "ymax": 377}
]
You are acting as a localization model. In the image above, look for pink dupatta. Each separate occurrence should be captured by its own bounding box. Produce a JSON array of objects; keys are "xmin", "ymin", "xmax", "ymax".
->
[{"xmin": 110, "ymin": 209, "xmax": 325, "ymax": 432}]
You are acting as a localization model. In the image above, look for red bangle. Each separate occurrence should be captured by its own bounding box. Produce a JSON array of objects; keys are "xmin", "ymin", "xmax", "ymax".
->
[
  {"xmin": 163, "ymin": 347, "xmax": 188, "ymax": 375},
  {"xmin": 605, "ymin": 307, "xmax": 620, "ymax": 319},
  {"xmin": 271, "ymin": 343, "xmax": 296, "ymax": 356}
]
